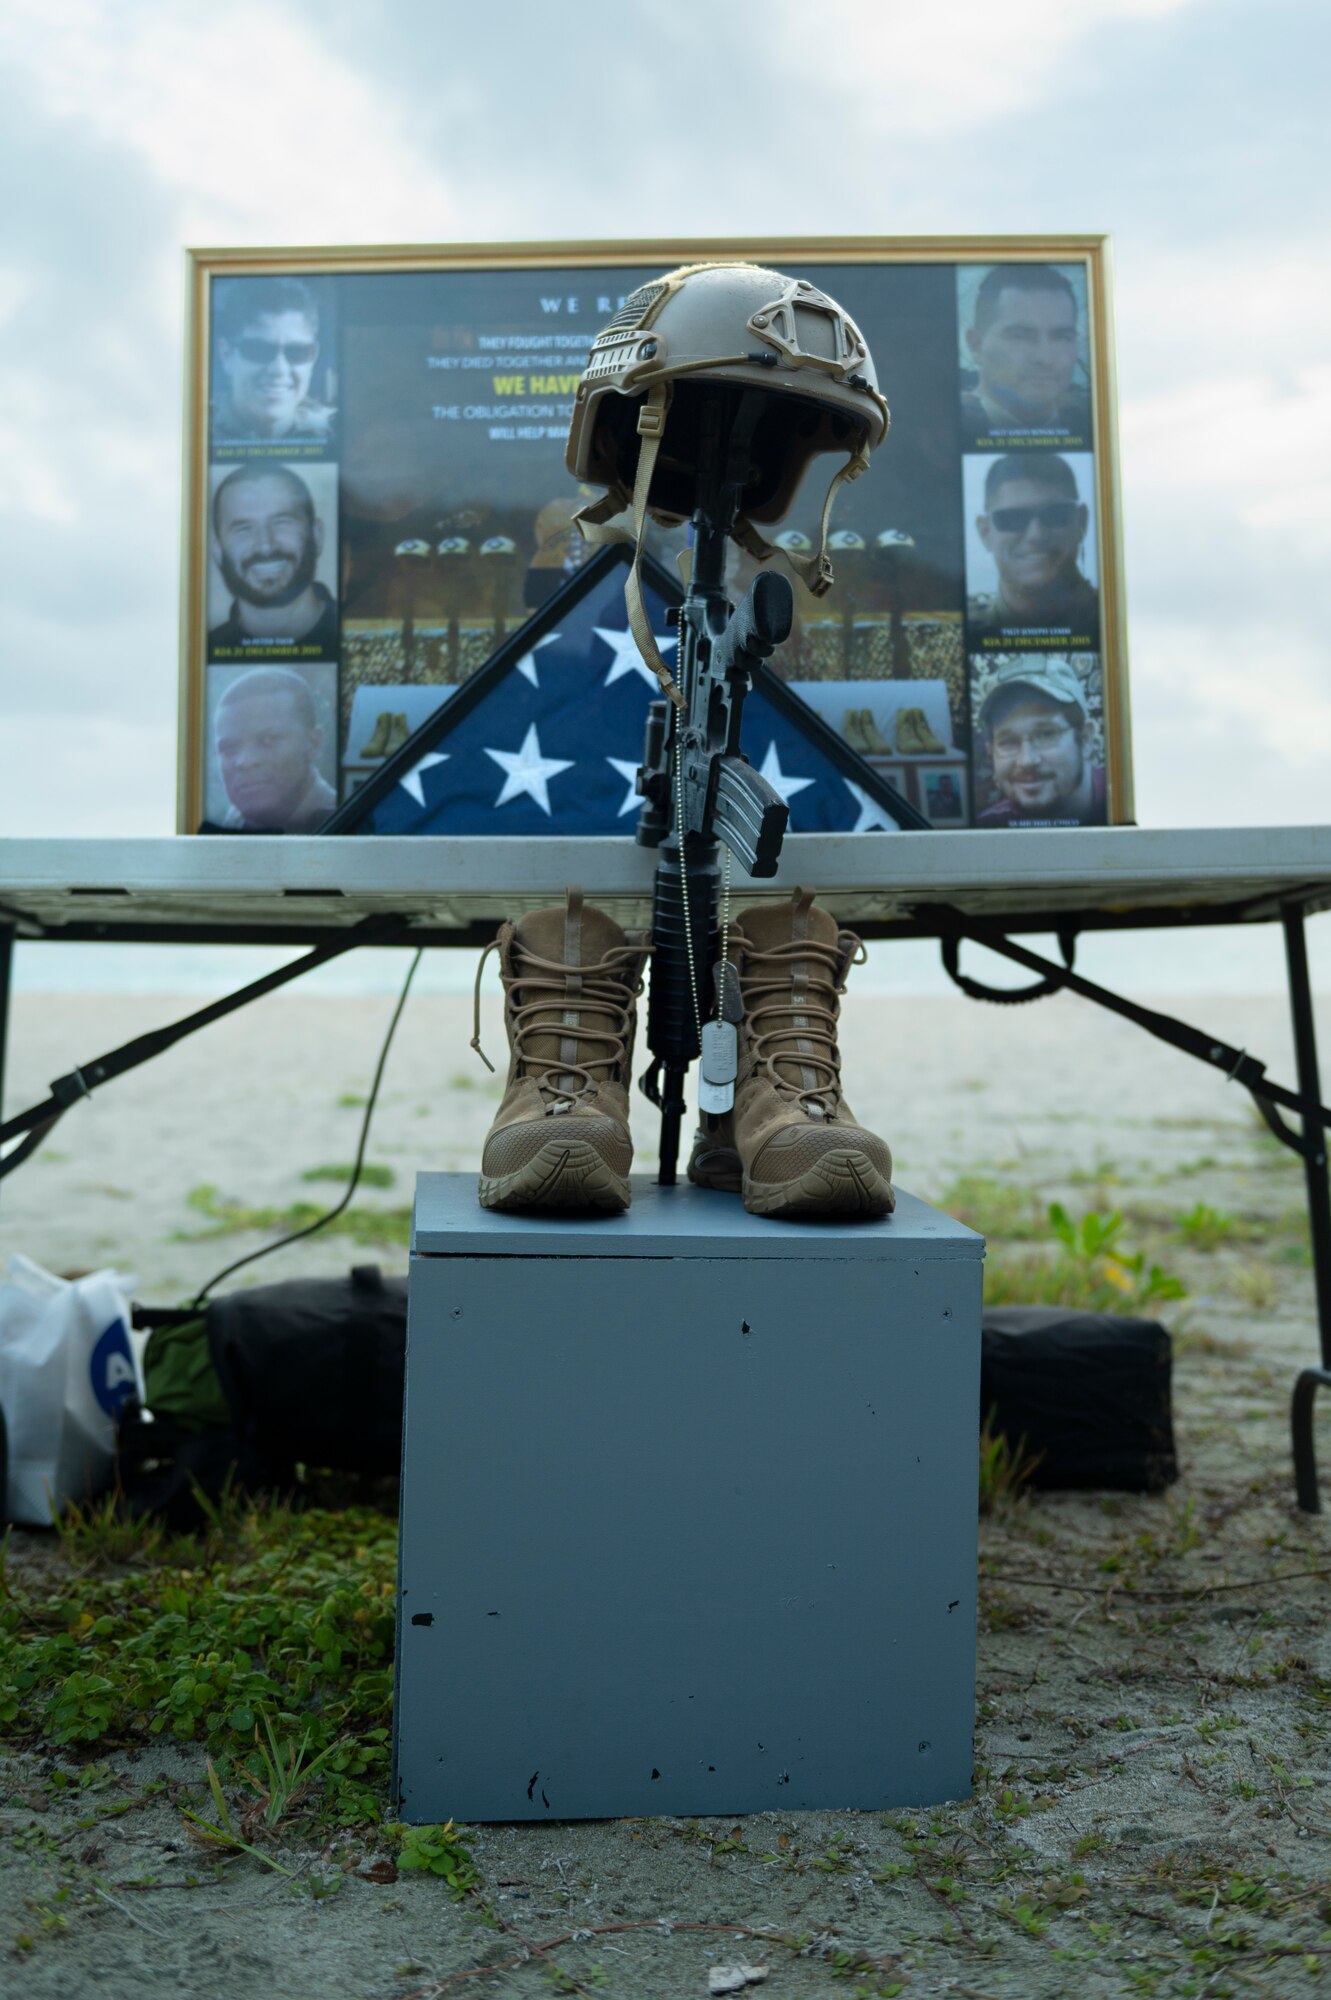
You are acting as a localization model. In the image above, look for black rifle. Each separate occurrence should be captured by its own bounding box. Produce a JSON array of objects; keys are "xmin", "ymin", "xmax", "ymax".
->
[{"xmin": 635, "ymin": 388, "xmax": 792, "ymax": 1183}]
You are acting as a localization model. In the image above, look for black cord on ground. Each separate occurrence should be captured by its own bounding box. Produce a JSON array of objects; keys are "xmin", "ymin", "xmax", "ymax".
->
[{"xmin": 191, "ymin": 947, "xmax": 424, "ymax": 1308}]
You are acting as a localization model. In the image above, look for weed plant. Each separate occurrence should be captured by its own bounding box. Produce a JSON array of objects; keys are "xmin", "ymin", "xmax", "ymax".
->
[
  {"xmin": 180, "ymin": 1183, "xmax": 411, "ymax": 1249},
  {"xmin": 978, "ymin": 1420, "xmax": 1043, "ymax": 1514},
  {"xmin": 937, "ymin": 1175, "xmax": 1046, "ymax": 1242},
  {"xmin": 1, "ymin": 1493, "xmax": 397, "ymax": 1827},
  {"xmin": 300, "ymin": 1162, "xmax": 397, "ymax": 1189},
  {"xmin": 983, "ymin": 1202, "xmax": 1188, "ymax": 1315}
]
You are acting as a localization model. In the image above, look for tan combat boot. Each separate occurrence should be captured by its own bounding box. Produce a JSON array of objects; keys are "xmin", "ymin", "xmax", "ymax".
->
[
  {"xmin": 360, "ymin": 711, "xmax": 393, "ymax": 758},
  {"xmin": 843, "ymin": 708, "xmax": 870, "ymax": 752},
  {"xmin": 858, "ymin": 709, "xmax": 892, "ymax": 754},
  {"xmin": 909, "ymin": 707, "xmax": 946, "ymax": 753},
  {"xmin": 474, "ymin": 888, "xmax": 649, "ymax": 1212},
  {"xmin": 688, "ymin": 890, "xmax": 894, "ymax": 1219}
]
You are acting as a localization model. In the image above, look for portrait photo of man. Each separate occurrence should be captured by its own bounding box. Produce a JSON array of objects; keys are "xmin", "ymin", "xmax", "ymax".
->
[
  {"xmin": 958, "ymin": 264, "xmax": 1092, "ymax": 446},
  {"xmin": 211, "ymin": 276, "xmax": 335, "ymax": 445},
  {"xmin": 208, "ymin": 461, "xmax": 339, "ymax": 658},
  {"xmin": 206, "ymin": 664, "xmax": 338, "ymax": 832},
  {"xmin": 973, "ymin": 656, "xmax": 1106, "ymax": 827},
  {"xmin": 965, "ymin": 453, "xmax": 1099, "ymax": 645}
]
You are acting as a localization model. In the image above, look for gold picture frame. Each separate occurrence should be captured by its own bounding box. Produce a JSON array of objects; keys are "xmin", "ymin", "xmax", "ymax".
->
[{"xmin": 180, "ymin": 236, "xmax": 1130, "ymax": 836}]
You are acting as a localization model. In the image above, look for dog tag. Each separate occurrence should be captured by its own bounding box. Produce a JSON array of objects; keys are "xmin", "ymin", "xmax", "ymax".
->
[
  {"xmin": 713, "ymin": 959, "xmax": 743, "ymax": 1024},
  {"xmin": 698, "ymin": 1019, "xmax": 738, "ymax": 1114}
]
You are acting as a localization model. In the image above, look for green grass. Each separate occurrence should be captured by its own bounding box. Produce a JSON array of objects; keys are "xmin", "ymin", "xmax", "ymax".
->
[
  {"xmin": 978, "ymin": 1418, "xmax": 1043, "ymax": 1513},
  {"xmin": 180, "ymin": 1184, "xmax": 411, "ymax": 1248},
  {"xmin": 1225, "ymin": 1263, "xmax": 1282, "ymax": 1311},
  {"xmin": 1, "ymin": 1494, "xmax": 397, "ymax": 1827},
  {"xmin": 1174, "ymin": 1200, "xmax": 1235, "ymax": 1250},
  {"xmin": 984, "ymin": 1203, "xmax": 1188, "ymax": 1314},
  {"xmin": 936, "ymin": 1174, "xmax": 1046, "ymax": 1241},
  {"xmin": 300, "ymin": 1161, "xmax": 397, "ymax": 1189},
  {"xmin": 937, "ymin": 1180, "xmax": 1193, "ymax": 1314}
]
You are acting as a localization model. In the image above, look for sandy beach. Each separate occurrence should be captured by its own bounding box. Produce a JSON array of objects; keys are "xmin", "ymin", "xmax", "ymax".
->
[
  {"xmin": 0, "ymin": 983, "xmax": 1315, "ymax": 1337},
  {"xmin": 3, "ymin": 978, "xmax": 1330, "ymax": 1998}
]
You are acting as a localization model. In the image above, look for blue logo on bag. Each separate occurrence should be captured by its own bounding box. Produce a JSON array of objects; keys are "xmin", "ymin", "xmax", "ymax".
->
[{"xmin": 90, "ymin": 1318, "xmax": 137, "ymax": 1417}]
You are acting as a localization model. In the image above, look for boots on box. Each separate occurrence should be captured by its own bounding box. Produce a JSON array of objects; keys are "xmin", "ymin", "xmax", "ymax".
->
[
  {"xmin": 474, "ymin": 888, "xmax": 649, "ymax": 1212},
  {"xmin": 688, "ymin": 890, "xmax": 894, "ymax": 1219}
]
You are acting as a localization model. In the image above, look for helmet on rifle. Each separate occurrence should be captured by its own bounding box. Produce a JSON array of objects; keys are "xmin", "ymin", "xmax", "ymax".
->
[{"xmin": 565, "ymin": 262, "xmax": 889, "ymax": 602}]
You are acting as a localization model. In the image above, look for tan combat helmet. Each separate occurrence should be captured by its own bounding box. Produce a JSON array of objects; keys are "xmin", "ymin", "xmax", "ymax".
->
[{"xmin": 565, "ymin": 261, "xmax": 890, "ymax": 705}]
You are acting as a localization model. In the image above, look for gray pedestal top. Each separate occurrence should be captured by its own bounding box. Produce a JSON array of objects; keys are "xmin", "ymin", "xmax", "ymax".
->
[{"xmin": 411, "ymin": 1171, "xmax": 984, "ymax": 1261}]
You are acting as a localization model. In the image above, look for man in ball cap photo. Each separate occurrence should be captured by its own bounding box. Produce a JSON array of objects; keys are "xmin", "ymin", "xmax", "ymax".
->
[{"xmin": 976, "ymin": 656, "xmax": 1106, "ymax": 826}]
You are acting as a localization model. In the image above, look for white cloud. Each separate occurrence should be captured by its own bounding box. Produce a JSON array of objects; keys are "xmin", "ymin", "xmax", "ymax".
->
[
  {"xmin": 0, "ymin": 0, "xmax": 459, "ymax": 244},
  {"xmin": 0, "ymin": 715, "xmax": 178, "ymax": 837},
  {"xmin": 1115, "ymin": 244, "xmax": 1331, "ymax": 390},
  {"xmin": 764, "ymin": 0, "xmax": 1201, "ymax": 136},
  {"xmin": 1128, "ymin": 610, "xmax": 1331, "ymax": 827},
  {"xmin": 0, "ymin": 393, "xmax": 80, "ymax": 524},
  {"xmin": 1121, "ymin": 367, "xmax": 1331, "ymax": 561}
]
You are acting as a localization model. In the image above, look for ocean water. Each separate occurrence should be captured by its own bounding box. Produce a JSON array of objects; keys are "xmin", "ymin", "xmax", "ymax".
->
[{"xmin": 10, "ymin": 922, "xmax": 1331, "ymax": 1003}]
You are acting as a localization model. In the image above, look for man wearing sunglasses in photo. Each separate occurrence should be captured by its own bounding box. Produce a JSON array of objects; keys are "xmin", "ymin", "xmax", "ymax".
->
[
  {"xmin": 212, "ymin": 278, "xmax": 335, "ymax": 444},
  {"xmin": 967, "ymin": 452, "xmax": 1099, "ymax": 645},
  {"xmin": 975, "ymin": 656, "xmax": 1105, "ymax": 827}
]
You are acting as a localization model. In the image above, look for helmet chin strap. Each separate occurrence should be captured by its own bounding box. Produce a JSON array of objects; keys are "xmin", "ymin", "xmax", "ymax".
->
[
  {"xmin": 622, "ymin": 384, "xmax": 684, "ymax": 709},
  {"xmin": 573, "ymin": 379, "xmax": 692, "ymax": 710},
  {"xmin": 732, "ymin": 432, "xmax": 873, "ymax": 599},
  {"xmin": 574, "ymin": 375, "xmax": 876, "ymax": 696}
]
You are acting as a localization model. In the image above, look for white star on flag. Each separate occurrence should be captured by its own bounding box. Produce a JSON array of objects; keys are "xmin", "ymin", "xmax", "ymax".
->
[
  {"xmin": 516, "ymin": 632, "xmax": 561, "ymax": 686},
  {"xmin": 843, "ymin": 778, "xmax": 899, "ymax": 832},
  {"xmin": 397, "ymin": 751, "xmax": 449, "ymax": 807},
  {"xmin": 484, "ymin": 723, "xmax": 574, "ymax": 815},
  {"xmin": 606, "ymin": 757, "xmax": 643, "ymax": 818},
  {"xmin": 594, "ymin": 622, "xmax": 677, "ymax": 689},
  {"xmin": 758, "ymin": 741, "xmax": 815, "ymax": 807}
]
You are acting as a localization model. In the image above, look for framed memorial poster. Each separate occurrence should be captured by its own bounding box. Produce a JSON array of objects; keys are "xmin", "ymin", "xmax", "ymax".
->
[{"xmin": 179, "ymin": 238, "xmax": 1131, "ymax": 836}]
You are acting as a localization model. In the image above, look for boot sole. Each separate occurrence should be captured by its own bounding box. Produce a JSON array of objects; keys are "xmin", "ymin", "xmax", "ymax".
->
[
  {"xmin": 478, "ymin": 1138, "xmax": 631, "ymax": 1214},
  {"xmin": 742, "ymin": 1147, "xmax": 895, "ymax": 1221}
]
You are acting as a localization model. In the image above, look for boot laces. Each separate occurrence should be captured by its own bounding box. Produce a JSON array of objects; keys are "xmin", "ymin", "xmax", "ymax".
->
[
  {"xmin": 736, "ymin": 928, "xmax": 865, "ymax": 1115},
  {"xmin": 472, "ymin": 928, "xmax": 648, "ymax": 1106}
]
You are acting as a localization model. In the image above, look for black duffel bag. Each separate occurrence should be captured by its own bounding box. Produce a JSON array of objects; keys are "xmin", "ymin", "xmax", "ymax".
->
[
  {"xmin": 981, "ymin": 1305, "xmax": 1178, "ymax": 1493},
  {"xmin": 207, "ymin": 1263, "xmax": 407, "ymax": 1478},
  {"xmin": 120, "ymin": 1265, "xmax": 407, "ymax": 1526},
  {"xmin": 121, "ymin": 1280, "xmax": 1176, "ymax": 1525}
]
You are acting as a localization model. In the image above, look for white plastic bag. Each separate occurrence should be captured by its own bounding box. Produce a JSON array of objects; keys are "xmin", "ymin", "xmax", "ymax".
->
[{"xmin": 0, "ymin": 1253, "xmax": 140, "ymax": 1525}]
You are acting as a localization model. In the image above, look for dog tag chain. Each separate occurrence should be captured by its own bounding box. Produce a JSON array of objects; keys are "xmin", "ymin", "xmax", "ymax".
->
[
  {"xmin": 699, "ymin": 847, "xmax": 739, "ymax": 1114},
  {"xmin": 713, "ymin": 957, "xmax": 743, "ymax": 1024}
]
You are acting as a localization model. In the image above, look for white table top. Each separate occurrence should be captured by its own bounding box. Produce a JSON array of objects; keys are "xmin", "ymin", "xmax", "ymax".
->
[{"xmin": 2, "ymin": 827, "xmax": 1330, "ymax": 942}]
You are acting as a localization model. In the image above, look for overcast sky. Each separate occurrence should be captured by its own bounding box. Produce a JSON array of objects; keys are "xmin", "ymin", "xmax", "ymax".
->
[{"xmin": 0, "ymin": 0, "xmax": 1327, "ymax": 840}]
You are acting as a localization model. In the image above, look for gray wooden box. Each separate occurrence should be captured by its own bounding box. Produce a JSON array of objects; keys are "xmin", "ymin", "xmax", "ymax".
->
[{"xmin": 394, "ymin": 1173, "xmax": 983, "ymax": 1823}]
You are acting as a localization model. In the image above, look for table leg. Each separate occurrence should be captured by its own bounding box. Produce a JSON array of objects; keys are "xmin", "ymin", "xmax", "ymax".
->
[
  {"xmin": 0, "ymin": 922, "xmax": 13, "ymax": 1130},
  {"xmin": 1283, "ymin": 904, "xmax": 1331, "ymax": 1511}
]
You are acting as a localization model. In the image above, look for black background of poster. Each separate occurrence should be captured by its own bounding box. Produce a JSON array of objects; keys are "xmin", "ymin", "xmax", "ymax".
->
[{"xmin": 332, "ymin": 263, "xmax": 965, "ymax": 624}]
